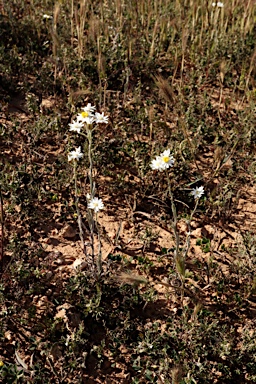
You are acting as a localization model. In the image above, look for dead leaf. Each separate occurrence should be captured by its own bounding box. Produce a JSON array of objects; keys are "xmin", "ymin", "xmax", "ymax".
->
[{"xmin": 15, "ymin": 350, "xmax": 29, "ymax": 371}]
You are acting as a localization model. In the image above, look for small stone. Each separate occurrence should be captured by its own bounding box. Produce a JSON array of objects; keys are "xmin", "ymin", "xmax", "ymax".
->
[
  {"xmin": 60, "ymin": 224, "xmax": 77, "ymax": 239},
  {"xmin": 73, "ymin": 258, "xmax": 87, "ymax": 270}
]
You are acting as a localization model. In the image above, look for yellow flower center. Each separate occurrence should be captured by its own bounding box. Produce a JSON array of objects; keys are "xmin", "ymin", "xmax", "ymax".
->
[
  {"xmin": 80, "ymin": 111, "xmax": 89, "ymax": 118},
  {"xmin": 163, "ymin": 156, "xmax": 169, "ymax": 163}
]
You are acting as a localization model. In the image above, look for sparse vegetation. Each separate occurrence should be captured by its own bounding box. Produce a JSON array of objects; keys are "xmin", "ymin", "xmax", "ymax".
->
[{"xmin": 0, "ymin": 0, "xmax": 256, "ymax": 383}]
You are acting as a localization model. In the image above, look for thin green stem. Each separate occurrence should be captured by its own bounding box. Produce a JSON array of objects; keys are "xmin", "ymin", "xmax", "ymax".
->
[
  {"xmin": 166, "ymin": 169, "xmax": 185, "ymax": 304},
  {"xmin": 87, "ymin": 127, "xmax": 94, "ymax": 196},
  {"xmin": 74, "ymin": 162, "xmax": 85, "ymax": 253},
  {"xmin": 86, "ymin": 126, "xmax": 96, "ymax": 264},
  {"xmin": 95, "ymin": 212, "xmax": 102, "ymax": 276},
  {"xmin": 183, "ymin": 198, "xmax": 199, "ymax": 261},
  {"xmin": 166, "ymin": 170, "xmax": 180, "ymax": 254},
  {"xmin": 89, "ymin": 218, "xmax": 95, "ymax": 263}
]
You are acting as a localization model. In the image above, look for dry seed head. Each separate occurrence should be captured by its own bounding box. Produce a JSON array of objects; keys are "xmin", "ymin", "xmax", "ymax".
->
[
  {"xmin": 53, "ymin": 2, "xmax": 61, "ymax": 30},
  {"xmin": 181, "ymin": 26, "xmax": 189, "ymax": 52},
  {"xmin": 220, "ymin": 60, "xmax": 227, "ymax": 83},
  {"xmin": 52, "ymin": 2, "xmax": 61, "ymax": 58},
  {"xmin": 176, "ymin": 256, "xmax": 185, "ymax": 276},
  {"xmin": 118, "ymin": 272, "xmax": 148, "ymax": 287},
  {"xmin": 213, "ymin": 146, "xmax": 224, "ymax": 168},
  {"xmin": 191, "ymin": 302, "xmax": 202, "ymax": 321},
  {"xmin": 172, "ymin": 364, "xmax": 184, "ymax": 384},
  {"xmin": 88, "ymin": 15, "xmax": 101, "ymax": 43},
  {"xmin": 148, "ymin": 105, "xmax": 155, "ymax": 123},
  {"xmin": 155, "ymin": 75, "xmax": 174, "ymax": 105},
  {"xmin": 68, "ymin": 89, "xmax": 91, "ymax": 105}
]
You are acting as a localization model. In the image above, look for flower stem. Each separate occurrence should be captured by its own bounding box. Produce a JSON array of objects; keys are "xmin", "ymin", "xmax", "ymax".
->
[
  {"xmin": 95, "ymin": 213, "xmax": 102, "ymax": 276},
  {"xmin": 87, "ymin": 127, "xmax": 95, "ymax": 196},
  {"xmin": 166, "ymin": 170, "xmax": 180, "ymax": 255},
  {"xmin": 74, "ymin": 162, "xmax": 86, "ymax": 253},
  {"xmin": 166, "ymin": 170, "xmax": 185, "ymax": 304},
  {"xmin": 183, "ymin": 198, "xmax": 199, "ymax": 261}
]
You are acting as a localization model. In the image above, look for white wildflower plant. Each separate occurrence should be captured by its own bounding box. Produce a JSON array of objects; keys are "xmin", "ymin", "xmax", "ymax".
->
[
  {"xmin": 149, "ymin": 148, "xmax": 205, "ymax": 296},
  {"xmin": 150, "ymin": 156, "xmax": 166, "ymax": 171},
  {"xmin": 191, "ymin": 186, "xmax": 205, "ymax": 200},
  {"xmin": 150, "ymin": 149, "xmax": 175, "ymax": 171},
  {"xmin": 95, "ymin": 112, "xmax": 109, "ymax": 124},
  {"xmin": 68, "ymin": 146, "xmax": 83, "ymax": 162},
  {"xmin": 69, "ymin": 120, "xmax": 84, "ymax": 133},
  {"xmin": 82, "ymin": 103, "xmax": 96, "ymax": 114},
  {"xmin": 77, "ymin": 112, "xmax": 95, "ymax": 125},
  {"xmin": 88, "ymin": 197, "xmax": 104, "ymax": 213},
  {"xmin": 69, "ymin": 103, "xmax": 109, "ymax": 133},
  {"xmin": 68, "ymin": 102, "xmax": 108, "ymax": 276},
  {"xmin": 159, "ymin": 149, "xmax": 175, "ymax": 169}
]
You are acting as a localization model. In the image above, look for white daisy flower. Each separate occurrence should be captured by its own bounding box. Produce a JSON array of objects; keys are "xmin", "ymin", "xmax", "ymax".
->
[
  {"xmin": 77, "ymin": 111, "xmax": 95, "ymax": 125},
  {"xmin": 191, "ymin": 186, "xmax": 204, "ymax": 200},
  {"xmin": 159, "ymin": 149, "xmax": 175, "ymax": 169},
  {"xmin": 95, "ymin": 112, "xmax": 109, "ymax": 124},
  {"xmin": 68, "ymin": 146, "xmax": 84, "ymax": 162},
  {"xmin": 88, "ymin": 197, "xmax": 104, "ymax": 213},
  {"xmin": 82, "ymin": 103, "xmax": 96, "ymax": 114},
  {"xmin": 68, "ymin": 120, "xmax": 84, "ymax": 133},
  {"xmin": 150, "ymin": 149, "xmax": 175, "ymax": 171},
  {"xmin": 150, "ymin": 156, "xmax": 165, "ymax": 171}
]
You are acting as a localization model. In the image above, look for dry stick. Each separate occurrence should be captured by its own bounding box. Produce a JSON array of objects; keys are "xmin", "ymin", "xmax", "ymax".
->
[{"xmin": 0, "ymin": 187, "xmax": 4, "ymax": 269}]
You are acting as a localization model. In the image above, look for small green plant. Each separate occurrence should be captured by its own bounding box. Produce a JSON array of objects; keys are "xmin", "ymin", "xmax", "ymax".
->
[
  {"xmin": 149, "ymin": 148, "xmax": 205, "ymax": 302},
  {"xmin": 196, "ymin": 237, "xmax": 211, "ymax": 253}
]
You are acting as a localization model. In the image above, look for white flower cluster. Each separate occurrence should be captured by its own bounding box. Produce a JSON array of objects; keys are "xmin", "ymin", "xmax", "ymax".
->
[
  {"xmin": 68, "ymin": 103, "xmax": 109, "ymax": 161},
  {"xmin": 68, "ymin": 103, "xmax": 106, "ymax": 213},
  {"xmin": 150, "ymin": 149, "xmax": 175, "ymax": 171},
  {"xmin": 69, "ymin": 103, "xmax": 109, "ymax": 134},
  {"xmin": 150, "ymin": 148, "xmax": 205, "ymax": 200}
]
